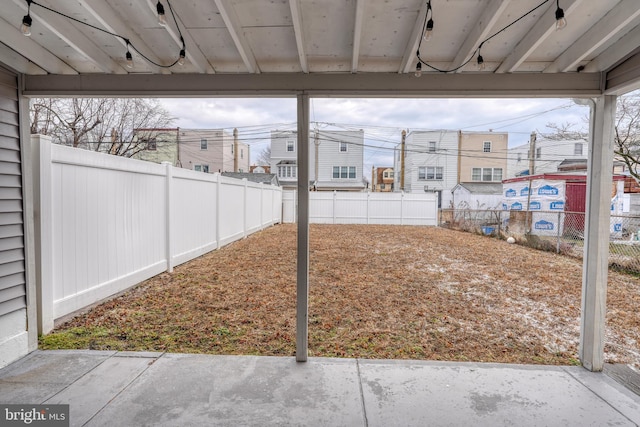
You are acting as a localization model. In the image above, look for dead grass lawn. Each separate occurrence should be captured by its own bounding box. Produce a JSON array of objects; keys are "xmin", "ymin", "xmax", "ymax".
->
[{"xmin": 41, "ymin": 224, "xmax": 640, "ymax": 368}]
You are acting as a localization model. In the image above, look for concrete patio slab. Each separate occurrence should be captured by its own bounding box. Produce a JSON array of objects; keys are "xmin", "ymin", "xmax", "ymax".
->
[
  {"xmin": 358, "ymin": 360, "xmax": 639, "ymax": 427},
  {"xmin": 1, "ymin": 351, "xmax": 639, "ymax": 427}
]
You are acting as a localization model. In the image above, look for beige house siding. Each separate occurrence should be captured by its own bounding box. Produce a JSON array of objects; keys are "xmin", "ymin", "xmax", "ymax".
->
[
  {"xmin": 458, "ymin": 132, "xmax": 508, "ymax": 183},
  {"xmin": 178, "ymin": 129, "xmax": 249, "ymax": 173}
]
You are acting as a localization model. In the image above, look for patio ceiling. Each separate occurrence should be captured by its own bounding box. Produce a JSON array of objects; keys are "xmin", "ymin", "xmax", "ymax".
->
[{"xmin": 2, "ymin": 0, "xmax": 640, "ymax": 96}]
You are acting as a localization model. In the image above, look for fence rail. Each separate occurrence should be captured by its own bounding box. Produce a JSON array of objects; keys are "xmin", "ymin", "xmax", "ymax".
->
[
  {"xmin": 282, "ymin": 190, "xmax": 438, "ymax": 225},
  {"xmin": 440, "ymin": 208, "xmax": 640, "ymax": 273},
  {"xmin": 32, "ymin": 136, "xmax": 282, "ymax": 333}
]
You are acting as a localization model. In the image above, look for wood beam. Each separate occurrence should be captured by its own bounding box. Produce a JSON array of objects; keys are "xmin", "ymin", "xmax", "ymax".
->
[
  {"xmin": 605, "ymin": 50, "xmax": 640, "ymax": 95},
  {"xmin": 0, "ymin": 17, "xmax": 77, "ymax": 74},
  {"xmin": 0, "ymin": 44, "xmax": 46, "ymax": 75},
  {"xmin": 580, "ymin": 95, "xmax": 616, "ymax": 372},
  {"xmin": 586, "ymin": 25, "xmax": 640, "ymax": 74},
  {"xmin": 78, "ymin": 0, "xmax": 165, "ymax": 74},
  {"xmin": 15, "ymin": 0, "xmax": 126, "ymax": 74},
  {"xmin": 398, "ymin": 1, "xmax": 430, "ymax": 74},
  {"xmin": 289, "ymin": 0, "xmax": 308, "ymax": 73},
  {"xmin": 22, "ymin": 72, "xmax": 603, "ymax": 98},
  {"xmin": 544, "ymin": 0, "xmax": 640, "ymax": 73},
  {"xmin": 495, "ymin": 0, "xmax": 583, "ymax": 74},
  {"xmin": 450, "ymin": 0, "xmax": 509, "ymax": 73},
  {"xmin": 143, "ymin": 0, "xmax": 213, "ymax": 74},
  {"xmin": 214, "ymin": 0, "xmax": 260, "ymax": 74},
  {"xmin": 351, "ymin": 0, "xmax": 365, "ymax": 73}
]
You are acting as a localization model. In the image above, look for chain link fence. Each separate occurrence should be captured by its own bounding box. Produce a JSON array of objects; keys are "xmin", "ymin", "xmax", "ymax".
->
[{"xmin": 439, "ymin": 209, "xmax": 640, "ymax": 274}]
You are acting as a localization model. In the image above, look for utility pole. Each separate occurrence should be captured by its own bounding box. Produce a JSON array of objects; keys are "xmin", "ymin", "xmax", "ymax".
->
[
  {"xmin": 371, "ymin": 165, "xmax": 375, "ymax": 192},
  {"xmin": 400, "ymin": 130, "xmax": 406, "ymax": 191},
  {"xmin": 528, "ymin": 131, "xmax": 536, "ymax": 176},
  {"xmin": 233, "ymin": 128, "xmax": 239, "ymax": 172}
]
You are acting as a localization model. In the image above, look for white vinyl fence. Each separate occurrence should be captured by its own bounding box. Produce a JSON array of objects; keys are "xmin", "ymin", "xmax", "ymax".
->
[
  {"xmin": 31, "ymin": 136, "xmax": 281, "ymax": 333},
  {"xmin": 282, "ymin": 190, "xmax": 437, "ymax": 225}
]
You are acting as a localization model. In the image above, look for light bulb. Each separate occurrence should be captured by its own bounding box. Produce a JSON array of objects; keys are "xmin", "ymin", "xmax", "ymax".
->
[
  {"xmin": 423, "ymin": 19, "xmax": 434, "ymax": 41},
  {"xmin": 178, "ymin": 49, "xmax": 185, "ymax": 66},
  {"xmin": 21, "ymin": 14, "xmax": 32, "ymax": 36},
  {"xmin": 157, "ymin": 2, "xmax": 167, "ymax": 26},
  {"xmin": 555, "ymin": 7, "xmax": 566, "ymax": 30},
  {"xmin": 414, "ymin": 62, "xmax": 422, "ymax": 78},
  {"xmin": 477, "ymin": 55, "xmax": 485, "ymax": 71},
  {"xmin": 126, "ymin": 51, "xmax": 133, "ymax": 69}
]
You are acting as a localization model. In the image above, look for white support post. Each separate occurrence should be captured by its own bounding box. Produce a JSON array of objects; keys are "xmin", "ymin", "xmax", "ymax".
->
[
  {"xmin": 580, "ymin": 95, "xmax": 616, "ymax": 372},
  {"xmin": 162, "ymin": 162, "xmax": 173, "ymax": 273},
  {"xmin": 216, "ymin": 173, "xmax": 221, "ymax": 249},
  {"xmin": 32, "ymin": 135, "xmax": 54, "ymax": 334},
  {"xmin": 296, "ymin": 93, "xmax": 310, "ymax": 362}
]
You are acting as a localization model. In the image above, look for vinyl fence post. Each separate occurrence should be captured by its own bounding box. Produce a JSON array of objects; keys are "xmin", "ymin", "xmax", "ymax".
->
[
  {"xmin": 216, "ymin": 174, "xmax": 221, "ymax": 249},
  {"xmin": 243, "ymin": 178, "xmax": 248, "ymax": 238},
  {"xmin": 333, "ymin": 190, "xmax": 337, "ymax": 224},
  {"xmin": 556, "ymin": 211, "xmax": 562, "ymax": 254},
  {"xmin": 366, "ymin": 192, "xmax": 370, "ymax": 224},
  {"xmin": 259, "ymin": 183, "xmax": 264, "ymax": 230},
  {"xmin": 400, "ymin": 192, "xmax": 404, "ymax": 225},
  {"xmin": 162, "ymin": 162, "xmax": 173, "ymax": 273}
]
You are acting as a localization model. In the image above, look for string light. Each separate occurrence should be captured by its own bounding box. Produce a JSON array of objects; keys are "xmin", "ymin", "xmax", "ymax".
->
[
  {"xmin": 157, "ymin": 1, "xmax": 167, "ymax": 27},
  {"xmin": 20, "ymin": 0, "xmax": 185, "ymax": 69},
  {"xmin": 415, "ymin": 0, "xmax": 555, "ymax": 74},
  {"xmin": 555, "ymin": 0, "xmax": 567, "ymax": 30},
  {"xmin": 125, "ymin": 42, "xmax": 133, "ymax": 68},
  {"xmin": 423, "ymin": 1, "xmax": 434, "ymax": 42},
  {"xmin": 21, "ymin": 0, "xmax": 32, "ymax": 36},
  {"xmin": 414, "ymin": 62, "xmax": 422, "ymax": 77}
]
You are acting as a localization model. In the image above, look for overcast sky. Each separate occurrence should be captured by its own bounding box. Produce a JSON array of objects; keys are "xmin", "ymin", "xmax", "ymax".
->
[{"xmin": 159, "ymin": 97, "xmax": 591, "ymax": 172}]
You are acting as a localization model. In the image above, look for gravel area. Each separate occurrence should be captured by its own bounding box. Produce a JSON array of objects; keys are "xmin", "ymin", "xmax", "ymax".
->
[{"xmin": 41, "ymin": 224, "xmax": 640, "ymax": 368}]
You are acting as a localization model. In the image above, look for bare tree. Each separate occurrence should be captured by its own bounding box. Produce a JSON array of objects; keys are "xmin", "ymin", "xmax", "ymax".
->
[
  {"xmin": 256, "ymin": 145, "xmax": 271, "ymax": 165},
  {"xmin": 614, "ymin": 94, "xmax": 640, "ymax": 182},
  {"xmin": 540, "ymin": 93, "xmax": 640, "ymax": 181},
  {"xmin": 30, "ymin": 98, "xmax": 175, "ymax": 157}
]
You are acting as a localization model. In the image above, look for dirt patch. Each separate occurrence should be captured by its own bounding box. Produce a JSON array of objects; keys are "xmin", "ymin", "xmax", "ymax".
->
[{"xmin": 41, "ymin": 224, "xmax": 640, "ymax": 368}]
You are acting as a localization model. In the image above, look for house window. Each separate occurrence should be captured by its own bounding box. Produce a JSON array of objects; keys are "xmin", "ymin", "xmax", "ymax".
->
[
  {"xmin": 200, "ymin": 139, "xmax": 207, "ymax": 150},
  {"xmin": 380, "ymin": 183, "xmax": 385, "ymax": 190},
  {"xmin": 536, "ymin": 147, "xmax": 541, "ymax": 159},
  {"xmin": 483, "ymin": 141, "xmax": 491, "ymax": 152},
  {"xmin": 472, "ymin": 167, "xmax": 502, "ymax": 182},
  {"xmin": 146, "ymin": 138, "xmax": 157, "ymax": 151},
  {"xmin": 241, "ymin": 148, "xmax": 244, "ymax": 159},
  {"xmin": 418, "ymin": 166, "xmax": 443, "ymax": 180},
  {"xmin": 333, "ymin": 166, "xmax": 356, "ymax": 179},
  {"xmin": 517, "ymin": 153, "xmax": 522, "ymax": 162},
  {"xmin": 194, "ymin": 164, "xmax": 209, "ymax": 173},
  {"xmin": 340, "ymin": 142, "xmax": 348, "ymax": 152},
  {"xmin": 278, "ymin": 165, "xmax": 297, "ymax": 178},
  {"xmin": 428, "ymin": 141, "xmax": 436, "ymax": 153},
  {"xmin": 574, "ymin": 143, "xmax": 583, "ymax": 155},
  {"xmin": 287, "ymin": 140, "xmax": 295, "ymax": 152},
  {"xmin": 202, "ymin": 165, "xmax": 209, "ymax": 173}
]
